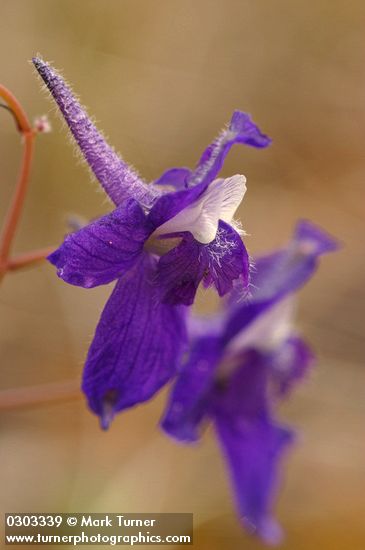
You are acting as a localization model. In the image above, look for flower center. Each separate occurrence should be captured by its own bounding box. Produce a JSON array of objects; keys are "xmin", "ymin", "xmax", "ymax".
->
[{"xmin": 144, "ymin": 235, "xmax": 183, "ymax": 256}]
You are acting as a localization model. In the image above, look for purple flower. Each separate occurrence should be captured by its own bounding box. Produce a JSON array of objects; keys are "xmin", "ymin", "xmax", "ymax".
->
[
  {"xmin": 162, "ymin": 220, "xmax": 338, "ymax": 544},
  {"xmin": 32, "ymin": 58, "xmax": 270, "ymax": 427}
]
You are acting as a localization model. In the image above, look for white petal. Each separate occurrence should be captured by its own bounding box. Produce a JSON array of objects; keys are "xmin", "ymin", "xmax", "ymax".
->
[
  {"xmin": 217, "ymin": 174, "xmax": 247, "ymax": 224},
  {"xmin": 226, "ymin": 297, "xmax": 296, "ymax": 355},
  {"xmin": 153, "ymin": 174, "xmax": 246, "ymax": 244}
]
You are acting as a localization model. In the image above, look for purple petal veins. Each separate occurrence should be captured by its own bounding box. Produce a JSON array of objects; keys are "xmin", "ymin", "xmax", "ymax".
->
[
  {"xmin": 48, "ymin": 198, "xmax": 150, "ymax": 288},
  {"xmin": 156, "ymin": 221, "xmax": 249, "ymax": 306},
  {"xmin": 82, "ymin": 254, "xmax": 187, "ymax": 427}
]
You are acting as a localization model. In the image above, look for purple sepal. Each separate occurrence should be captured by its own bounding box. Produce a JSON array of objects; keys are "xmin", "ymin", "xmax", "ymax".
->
[
  {"xmin": 212, "ymin": 356, "xmax": 294, "ymax": 545},
  {"xmin": 225, "ymin": 220, "xmax": 338, "ymax": 343},
  {"xmin": 161, "ymin": 336, "xmax": 223, "ymax": 442},
  {"xmin": 229, "ymin": 111, "xmax": 272, "ymax": 148},
  {"xmin": 149, "ymin": 111, "xmax": 270, "ymax": 231},
  {"xmin": 294, "ymin": 219, "xmax": 339, "ymax": 254},
  {"xmin": 223, "ymin": 299, "xmax": 276, "ymax": 344},
  {"xmin": 188, "ymin": 111, "xmax": 271, "ymax": 187},
  {"xmin": 32, "ymin": 58, "xmax": 159, "ymax": 208},
  {"xmin": 82, "ymin": 254, "xmax": 187, "ymax": 427},
  {"xmin": 48, "ymin": 199, "xmax": 150, "ymax": 288},
  {"xmin": 156, "ymin": 221, "xmax": 250, "ymax": 306},
  {"xmin": 269, "ymin": 337, "xmax": 315, "ymax": 397},
  {"xmin": 251, "ymin": 220, "xmax": 339, "ymax": 302},
  {"xmin": 202, "ymin": 222, "xmax": 250, "ymax": 296},
  {"xmin": 154, "ymin": 168, "xmax": 191, "ymax": 190}
]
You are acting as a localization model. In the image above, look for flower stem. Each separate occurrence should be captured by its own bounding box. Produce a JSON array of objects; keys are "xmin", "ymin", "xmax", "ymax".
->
[
  {"xmin": 0, "ymin": 380, "xmax": 81, "ymax": 410},
  {"xmin": 0, "ymin": 88, "xmax": 76, "ymax": 411},
  {"xmin": 5, "ymin": 246, "xmax": 55, "ymax": 271},
  {"xmin": 0, "ymin": 85, "xmax": 35, "ymax": 280}
]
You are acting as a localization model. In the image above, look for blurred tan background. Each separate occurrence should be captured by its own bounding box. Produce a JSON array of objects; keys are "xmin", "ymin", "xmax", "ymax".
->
[{"xmin": 1, "ymin": 1, "xmax": 365, "ymax": 548}]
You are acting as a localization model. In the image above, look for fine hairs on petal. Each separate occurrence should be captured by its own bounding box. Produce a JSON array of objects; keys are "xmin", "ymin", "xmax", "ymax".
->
[
  {"xmin": 230, "ymin": 217, "xmax": 246, "ymax": 237},
  {"xmin": 32, "ymin": 56, "xmax": 160, "ymax": 209},
  {"xmin": 188, "ymin": 111, "xmax": 271, "ymax": 188},
  {"xmin": 207, "ymin": 224, "xmax": 239, "ymax": 268},
  {"xmin": 188, "ymin": 125, "xmax": 231, "ymax": 186},
  {"xmin": 32, "ymin": 56, "xmax": 115, "ymax": 204}
]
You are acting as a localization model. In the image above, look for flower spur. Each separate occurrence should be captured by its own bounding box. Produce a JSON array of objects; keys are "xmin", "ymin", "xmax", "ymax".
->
[
  {"xmin": 162, "ymin": 220, "xmax": 339, "ymax": 544},
  {"xmin": 32, "ymin": 57, "xmax": 271, "ymax": 427}
]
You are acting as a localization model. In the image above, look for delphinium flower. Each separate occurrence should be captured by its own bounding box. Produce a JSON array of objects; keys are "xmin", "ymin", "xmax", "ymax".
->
[
  {"xmin": 162, "ymin": 220, "xmax": 338, "ymax": 544},
  {"xmin": 32, "ymin": 58, "xmax": 271, "ymax": 428}
]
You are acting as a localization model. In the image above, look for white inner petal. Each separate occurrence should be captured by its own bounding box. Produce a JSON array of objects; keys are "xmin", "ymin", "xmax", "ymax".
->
[
  {"xmin": 153, "ymin": 174, "xmax": 246, "ymax": 244},
  {"xmin": 226, "ymin": 296, "xmax": 296, "ymax": 356}
]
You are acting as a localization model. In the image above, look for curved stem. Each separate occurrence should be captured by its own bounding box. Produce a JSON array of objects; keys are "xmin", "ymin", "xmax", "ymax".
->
[
  {"xmin": 0, "ymin": 86, "xmax": 31, "ymax": 132},
  {"xmin": 0, "ymin": 88, "xmax": 76, "ymax": 411},
  {"xmin": 5, "ymin": 246, "xmax": 55, "ymax": 271},
  {"xmin": 0, "ymin": 88, "xmax": 79, "ymax": 410},
  {"xmin": 0, "ymin": 85, "xmax": 35, "ymax": 279}
]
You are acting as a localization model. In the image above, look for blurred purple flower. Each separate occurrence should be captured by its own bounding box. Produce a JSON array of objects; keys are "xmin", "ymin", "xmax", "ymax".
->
[
  {"xmin": 162, "ymin": 220, "xmax": 338, "ymax": 544},
  {"xmin": 33, "ymin": 57, "xmax": 270, "ymax": 427}
]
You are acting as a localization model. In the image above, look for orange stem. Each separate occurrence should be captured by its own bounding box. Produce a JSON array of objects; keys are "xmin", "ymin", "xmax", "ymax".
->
[
  {"xmin": 0, "ymin": 380, "xmax": 81, "ymax": 410},
  {"xmin": 0, "ymin": 88, "xmax": 77, "ymax": 411},
  {"xmin": 5, "ymin": 246, "xmax": 55, "ymax": 271},
  {"xmin": 0, "ymin": 85, "xmax": 35, "ymax": 279}
]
